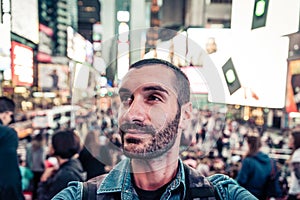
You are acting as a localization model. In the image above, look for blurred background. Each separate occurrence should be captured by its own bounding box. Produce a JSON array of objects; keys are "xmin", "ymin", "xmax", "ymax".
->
[{"xmin": 1, "ymin": 1, "xmax": 300, "ymax": 198}]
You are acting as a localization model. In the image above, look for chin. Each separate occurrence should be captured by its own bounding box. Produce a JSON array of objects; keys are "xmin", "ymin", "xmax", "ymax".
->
[
  {"xmin": 123, "ymin": 144, "xmax": 174, "ymax": 160},
  {"xmin": 123, "ymin": 150, "xmax": 165, "ymax": 160}
]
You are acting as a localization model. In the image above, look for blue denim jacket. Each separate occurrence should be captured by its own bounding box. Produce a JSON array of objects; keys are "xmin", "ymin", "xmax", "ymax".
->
[{"xmin": 52, "ymin": 158, "xmax": 257, "ymax": 200}]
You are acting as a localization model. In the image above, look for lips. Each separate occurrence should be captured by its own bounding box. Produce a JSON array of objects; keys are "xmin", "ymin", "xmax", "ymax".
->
[
  {"xmin": 119, "ymin": 123, "xmax": 156, "ymax": 134},
  {"xmin": 124, "ymin": 132, "xmax": 150, "ymax": 141},
  {"xmin": 119, "ymin": 123, "xmax": 156, "ymax": 146},
  {"xmin": 123, "ymin": 131, "xmax": 153, "ymax": 146}
]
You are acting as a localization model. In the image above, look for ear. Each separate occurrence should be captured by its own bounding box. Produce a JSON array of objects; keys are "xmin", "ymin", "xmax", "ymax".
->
[
  {"xmin": 49, "ymin": 146, "xmax": 55, "ymax": 156},
  {"xmin": 178, "ymin": 102, "xmax": 192, "ymax": 130}
]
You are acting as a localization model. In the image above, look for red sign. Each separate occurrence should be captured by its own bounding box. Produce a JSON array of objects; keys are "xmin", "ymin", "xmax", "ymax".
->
[{"xmin": 11, "ymin": 41, "xmax": 34, "ymax": 86}]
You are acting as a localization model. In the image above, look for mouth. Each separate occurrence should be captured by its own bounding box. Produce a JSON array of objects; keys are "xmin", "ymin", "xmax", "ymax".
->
[
  {"xmin": 123, "ymin": 132, "xmax": 151, "ymax": 145},
  {"xmin": 126, "ymin": 137, "xmax": 141, "ymax": 144}
]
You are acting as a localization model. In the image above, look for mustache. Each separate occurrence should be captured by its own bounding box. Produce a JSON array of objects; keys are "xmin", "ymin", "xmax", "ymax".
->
[{"xmin": 119, "ymin": 122, "xmax": 156, "ymax": 134}]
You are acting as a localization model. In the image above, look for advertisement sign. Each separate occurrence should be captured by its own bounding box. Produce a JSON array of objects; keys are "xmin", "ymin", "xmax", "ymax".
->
[
  {"xmin": 0, "ymin": 23, "xmax": 11, "ymax": 80},
  {"xmin": 67, "ymin": 27, "xmax": 87, "ymax": 63},
  {"xmin": 185, "ymin": 25, "xmax": 288, "ymax": 108},
  {"xmin": 286, "ymin": 60, "xmax": 300, "ymax": 113},
  {"xmin": 37, "ymin": 24, "xmax": 53, "ymax": 62},
  {"xmin": 11, "ymin": 0, "xmax": 39, "ymax": 44},
  {"xmin": 11, "ymin": 41, "xmax": 33, "ymax": 86},
  {"xmin": 38, "ymin": 63, "xmax": 69, "ymax": 92},
  {"xmin": 226, "ymin": 0, "xmax": 300, "ymax": 108}
]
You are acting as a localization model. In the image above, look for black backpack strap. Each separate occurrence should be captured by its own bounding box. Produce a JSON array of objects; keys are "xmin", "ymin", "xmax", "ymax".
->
[
  {"xmin": 82, "ymin": 181, "xmax": 97, "ymax": 200},
  {"xmin": 82, "ymin": 174, "xmax": 107, "ymax": 200},
  {"xmin": 183, "ymin": 164, "xmax": 221, "ymax": 200},
  {"xmin": 189, "ymin": 187, "xmax": 217, "ymax": 198}
]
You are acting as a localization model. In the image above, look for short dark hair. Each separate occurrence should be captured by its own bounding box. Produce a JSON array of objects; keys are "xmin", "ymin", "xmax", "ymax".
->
[
  {"xmin": 291, "ymin": 129, "xmax": 300, "ymax": 150},
  {"xmin": 129, "ymin": 58, "xmax": 190, "ymax": 106},
  {"xmin": 0, "ymin": 97, "xmax": 15, "ymax": 113},
  {"xmin": 52, "ymin": 129, "xmax": 81, "ymax": 159},
  {"xmin": 246, "ymin": 134, "xmax": 261, "ymax": 157}
]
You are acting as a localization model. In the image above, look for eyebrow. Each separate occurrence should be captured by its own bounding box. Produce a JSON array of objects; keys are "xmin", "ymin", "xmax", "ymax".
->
[
  {"xmin": 143, "ymin": 85, "xmax": 169, "ymax": 95},
  {"xmin": 118, "ymin": 85, "xmax": 169, "ymax": 95}
]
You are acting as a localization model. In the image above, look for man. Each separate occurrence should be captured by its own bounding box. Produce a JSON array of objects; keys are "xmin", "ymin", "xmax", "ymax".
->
[
  {"xmin": 53, "ymin": 58, "xmax": 257, "ymax": 199},
  {"xmin": 0, "ymin": 96, "xmax": 24, "ymax": 200},
  {"xmin": 50, "ymin": 69, "xmax": 59, "ymax": 90}
]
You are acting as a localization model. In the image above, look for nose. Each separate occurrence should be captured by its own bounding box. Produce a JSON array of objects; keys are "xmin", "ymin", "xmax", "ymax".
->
[{"xmin": 123, "ymin": 96, "xmax": 147, "ymax": 123}]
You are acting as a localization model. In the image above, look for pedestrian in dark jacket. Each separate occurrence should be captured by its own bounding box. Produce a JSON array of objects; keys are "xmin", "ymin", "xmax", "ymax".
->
[
  {"xmin": 287, "ymin": 128, "xmax": 300, "ymax": 200},
  {"xmin": 26, "ymin": 133, "xmax": 46, "ymax": 199},
  {"xmin": 0, "ymin": 96, "xmax": 24, "ymax": 200},
  {"xmin": 236, "ymin": 130, "xmax": 274, "ymax": 199},
  {"xmin": 37, "ymin": 129, "xmax": 86, "ymax": 200}
]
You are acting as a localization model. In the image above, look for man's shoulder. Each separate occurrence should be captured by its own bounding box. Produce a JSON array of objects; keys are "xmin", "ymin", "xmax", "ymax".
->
[
  {"xmin": 183, "ymin": 163, "xmax": 209, "ymax": 185},
  {"xmin": 208, "ymin": 174, "xmax": 258, "ymax": 200},
  {"xmin": 80, "ymin": 174, "xmax": 107, "ymax": 200},
  {"xmin": 0, "ymin": 124, "xmax": 15, "ymax": 132},
  {"xmin": 86, "ymin": 173, "xmax": 107, "ymax": 187},
  {"xmin": 208, "ymin": 173, "xmax": 233, "ymax": 182},
  {"xmin": 0, "ymin": 125, "xmax": 18, "ymax": 140}
]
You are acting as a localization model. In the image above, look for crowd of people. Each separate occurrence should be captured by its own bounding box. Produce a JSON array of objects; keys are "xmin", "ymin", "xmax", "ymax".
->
[{"xmin": 0, "ymin": 58, "xmax": 300, "ymax": 200}]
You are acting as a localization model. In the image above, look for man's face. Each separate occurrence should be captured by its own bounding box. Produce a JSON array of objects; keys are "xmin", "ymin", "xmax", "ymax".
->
[
  {"xmin": 1, "ymin": 111, "xmax": 14, "ymax": 126},
  {"xmin": 118, "ymin": 65, "xmax": 181, "ymax": 159}
]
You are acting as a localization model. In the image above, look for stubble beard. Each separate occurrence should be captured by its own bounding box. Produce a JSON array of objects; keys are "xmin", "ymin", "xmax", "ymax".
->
[{"xmin": 120, "ymin": 109, "xmax": 181, "ymax": 159}]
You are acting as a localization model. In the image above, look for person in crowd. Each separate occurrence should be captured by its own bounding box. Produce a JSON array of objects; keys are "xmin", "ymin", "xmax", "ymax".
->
[
  {"xmin": 81, "ymin": 129, "xmax": 107, "ymax": 178},
  {"xmin": 18, "ymin": 155, "xmax": 34, "ymax": 192},
  {"xmin": 287, "ymin": 128, "xmax": 300, "ymax": 200},
  {"xmin": 0, "ymin": 96, "xmax": 24, "ymax": 200},
  {"xmin": 37, "ymin": 129, "xmax": 86, "ymax": 200},
  {"xmin": 53, "ymin": 58, "xmax": 257, "ymax": 199},
  {"xmin": 25, "ymin": 132, "xmax": 47, "ymax": 200},
  {"xmin": 84, "ymin": 130, "xmax": 101, "ymax": 159},
  {"xmin": 236, "ymin": 130, "xmax": 280, "ymax": 199},
  {"xmin": 216, "ymin": 135, "xmax": 224, "ymax": 158},
  {"xmin": 49, "ymin": 69, "xmax": 59, "ymax": 90},
  {"xmin": 78, "ymin": 146, "xmax": 106, "ymax": 180}
]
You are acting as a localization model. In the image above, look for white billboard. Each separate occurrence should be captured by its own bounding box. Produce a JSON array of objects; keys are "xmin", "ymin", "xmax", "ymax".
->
[
  {"xmin": 183, "ymin": 0, "xmax": 300, "ymax": 109},
  {"xmin": 11, "ymin": 0, "xmax": 39, "ymax": 44}
]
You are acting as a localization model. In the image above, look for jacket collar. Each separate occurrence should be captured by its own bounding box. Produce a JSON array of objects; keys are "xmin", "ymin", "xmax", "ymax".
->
[{"xmin": 97, "ymin": 158, "xmax": 186, "ymax": 196}]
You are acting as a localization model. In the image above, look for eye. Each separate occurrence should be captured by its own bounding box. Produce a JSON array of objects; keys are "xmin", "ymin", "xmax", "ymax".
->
[
  {"xmin": 147, "ymin": 94, "xmax": 162, "ymax": 102},
  {"xmin": 120, "ymin": 95, "xmax": 133, "ymax": 106}
]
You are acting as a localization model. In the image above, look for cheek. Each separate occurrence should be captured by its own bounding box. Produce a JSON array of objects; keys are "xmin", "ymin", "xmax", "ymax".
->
[
  {"xmin": 117, "ymin": 107, "xmax": 124, "ymax": 121},
  {"xmin": 48, "ymin": 146, "xmax": 55, "ymax": 156},
  {"xmin": 288, "ymin": 138, "xmax": 294, "ymax": 148},
  {"xmin": 150, "ymin": 107, "xmax": 168, "ymax": 130},
  {"xmin": 150, "ymin": 105, "xmax": 177, "ymax": 132}
]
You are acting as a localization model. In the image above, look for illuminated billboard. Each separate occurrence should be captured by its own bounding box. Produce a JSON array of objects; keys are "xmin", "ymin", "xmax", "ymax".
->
[
  {"xmin": 38, "ymin": 63, "xmax": 69, "ymax": 92},
  {"xmin": 11, "ymin": 0, "xmax": 39, "ymax": 44},
  {"xmin": 286, "ymin": 60, "xmax": 300, "ymax": 113},
  {"xmin": 224, "ymin": 0, "xmax": 300, "ymax": 108},
  {"xmin": 179, "ymin": 1, "xmax": 300, "ymax": 108},
  {"xmin": 11, "ymin": 41, "xmax": 33, "ymax": 86},
  {"xmin": 0, "ymin": 23, "xmax": 11, "ymax": 80}
]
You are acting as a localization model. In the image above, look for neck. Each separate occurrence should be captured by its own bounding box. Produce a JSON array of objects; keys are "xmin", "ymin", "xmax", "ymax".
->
[
  {"xmin": 57, "ymin": 157, "xmax": 69, "ymax": 166},
  {"xmin": 130, "ymin": 147, "xmax": 179, "ymax": 191}
]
